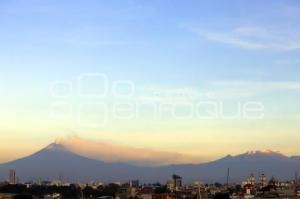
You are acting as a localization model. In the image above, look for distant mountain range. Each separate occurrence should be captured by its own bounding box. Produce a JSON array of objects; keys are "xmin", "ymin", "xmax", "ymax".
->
[{"xmin": 0, "ymin": 142, "xmax": 300, "ymax": 184}]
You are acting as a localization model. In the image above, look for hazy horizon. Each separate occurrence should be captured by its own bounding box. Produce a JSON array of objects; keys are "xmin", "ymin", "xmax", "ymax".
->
[{"xmin": 0, "ymin": 135, "xmax": 298, "ymax": 166}]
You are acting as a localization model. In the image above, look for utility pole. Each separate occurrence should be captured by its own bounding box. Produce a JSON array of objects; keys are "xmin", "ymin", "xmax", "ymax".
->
[{"xmin": 295, "ymin": 171, "xmax": 298, "ymax": 193}]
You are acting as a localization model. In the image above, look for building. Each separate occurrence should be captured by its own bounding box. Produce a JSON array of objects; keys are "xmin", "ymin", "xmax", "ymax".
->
[
  {"xmin": 249, "ymin": 173, "xmax": 255, "ymax": 186},
  {"xmin": 137, "ymin": 186, "xmax": 154, "ymax": 199},
  {"xmin": 9, "ymin": 170, "xmax": 16, "ymax": 185},
  {"xmin": 259, "ymin": 173, "xmax": 267, "ymax": 188},
  {"xmin": 243, "ymin": 183, "xmax": 254, "ymax": 195},
  {"xmin": 268, "ymin": 176, "xmax": 279, "ymax": 187},
  {"xmin": 242, "ymin": 173, "xmax": 256, "ymax": 186},
  {"xmin": 167, "ymin": 174, "xmax": 182, "ymax": 192},
  {"xmin": 130, "ymin": 179, "xmax": 139, "ymax": 188}
]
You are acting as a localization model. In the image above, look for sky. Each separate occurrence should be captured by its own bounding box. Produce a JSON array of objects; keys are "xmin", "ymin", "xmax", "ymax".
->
[{"xmin": 0, "ymin": 0, "xmax": 300, "ymax": 164}]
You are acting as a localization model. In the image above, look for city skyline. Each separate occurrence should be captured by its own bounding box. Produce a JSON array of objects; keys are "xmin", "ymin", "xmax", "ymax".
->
[{"xmin": 1, "ymin": 0, "xmax": 300, "ymax": 164}]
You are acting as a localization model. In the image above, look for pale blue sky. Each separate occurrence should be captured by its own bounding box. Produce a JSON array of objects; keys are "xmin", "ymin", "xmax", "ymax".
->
[{"xmin": 0, "ymin": 0, "xmax": 300, "ymax": 162}]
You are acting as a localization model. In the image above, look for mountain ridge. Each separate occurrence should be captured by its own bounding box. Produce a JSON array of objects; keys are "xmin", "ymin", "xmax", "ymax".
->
[{"xmin": 0, "ymin": 142, "xmax": 299, "ymax": 183}]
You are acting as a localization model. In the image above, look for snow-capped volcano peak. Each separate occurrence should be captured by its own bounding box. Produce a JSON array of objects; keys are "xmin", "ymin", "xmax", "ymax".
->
[
  {"xmin": 238, "ymin": 149, "xmax": 287, "ymax": 158},
  {"xmin": 246, "ymin": 149, "xmax": 279, "ymax": 154}
]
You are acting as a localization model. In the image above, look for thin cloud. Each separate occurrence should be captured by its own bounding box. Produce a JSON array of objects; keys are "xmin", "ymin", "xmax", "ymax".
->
[
  {"xmin": 211, "ymin": 81, "xmax": 300, "ymax": 96},
  {"xmin": 188, "ymin": 26, "xmax": 300, "ymax": 51},
  {"xmin": 213, "ymin": 81, "xmax": 300, "ymax": 89},
  {"xmin": 134, "ymin": 81, "xmax": 300, "ymax": 102}
]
